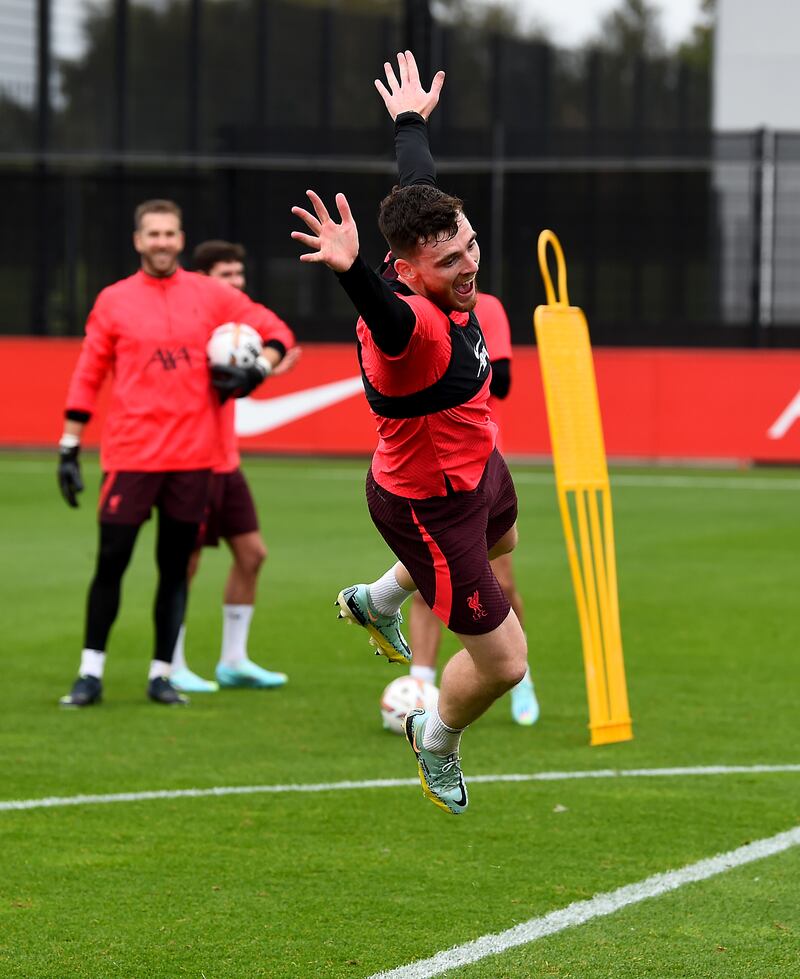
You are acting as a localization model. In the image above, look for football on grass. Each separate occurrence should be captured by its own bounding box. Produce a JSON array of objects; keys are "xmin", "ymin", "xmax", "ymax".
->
[
  {"xmin": 207, "ymin": 322, "xmax": 263, "ymax": 368},
  {"xmin": 380, "ymin": 676, "xmax": 439, "ymax": 735}
]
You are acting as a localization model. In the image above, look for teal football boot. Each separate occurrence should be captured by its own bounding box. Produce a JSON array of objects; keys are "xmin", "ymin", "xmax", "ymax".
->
[
  {"xmin": 171, "ymin": 667, "xmax": 219, "ymax": 693},
  {"xmin": 215, "ymin": 658, "xmax": 287, "ymax": 689},
  {"xmin": 404, "ymin": 709, "xmax": 468, "ymax": 815},
  {"xmin": 335, "ymin": 584, "xmax": 412, "ymax": 665}
]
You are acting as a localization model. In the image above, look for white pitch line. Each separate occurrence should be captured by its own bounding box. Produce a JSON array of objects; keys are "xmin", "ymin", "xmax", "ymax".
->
[
  {"xmin": 366, "ymin": 825, "xmax": 800, "ymax": 979},
  {"xmin": 2, "ymin": 764, "xmax": 798, "ymax": 813}
]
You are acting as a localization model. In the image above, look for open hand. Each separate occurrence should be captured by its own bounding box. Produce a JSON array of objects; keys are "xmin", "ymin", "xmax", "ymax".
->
[
  {"xmin": 291, "ymin": 190, "xmax": 359, "ymax": 273},
  {"xmin": 375, "ymin": 50, "xmax": 445, "ymax": 121},
  {"xmin": 272, "ymin": 345, "xmax": 302, "ymax": 377}
]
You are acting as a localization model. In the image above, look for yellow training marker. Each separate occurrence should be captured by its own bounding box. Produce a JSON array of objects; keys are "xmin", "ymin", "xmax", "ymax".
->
[{"xmin": 534, "ymin": 230, "xmax": 633, "ymax": 746}]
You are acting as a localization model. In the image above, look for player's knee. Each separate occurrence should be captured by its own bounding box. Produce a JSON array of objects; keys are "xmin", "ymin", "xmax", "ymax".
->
[
  {"xmin": 96, "ymin": 529, "xmax": 137, "ymax": 580},
  {"xmin": 481, "ymin": 658, "xmax": 526, "ymax": 698},
  {"xmin": 501, "ymin": 621, "xmax": 528, "ymax": 687},
  {"xmin": 237, "ymin": 539, "xmax": 267, "ymax": 576},
  {"xmin": 505, "ymin": 658, "xmax": 528, "ymax": 688},
  {"xmin": 472, "ymin": 626, "xmax": 527, "ymax": 692}
]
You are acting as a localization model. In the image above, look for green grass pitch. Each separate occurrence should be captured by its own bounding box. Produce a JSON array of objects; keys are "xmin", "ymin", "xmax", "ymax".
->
[{"xmin": 1, "ymin": 452, "xmax": 798, "ymax": 978}]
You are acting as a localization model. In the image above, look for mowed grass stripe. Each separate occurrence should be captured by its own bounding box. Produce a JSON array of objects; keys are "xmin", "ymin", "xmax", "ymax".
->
[
  {"xmin": 3, "ymin": 763, "xmax": 799, "ymax": 813},
  {"xmin": 367, "ymin": 825, "xmax": 800, "ymax": 979},
  {"xmin": 4, "ymin": 456, "xmax": 800, "ymax": 491}
]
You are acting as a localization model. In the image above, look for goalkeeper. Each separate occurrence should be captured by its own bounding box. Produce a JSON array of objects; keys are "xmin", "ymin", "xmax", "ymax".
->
[{"xmin": 58, "ymin": 199, "xmax": 294, "ymax": 708}]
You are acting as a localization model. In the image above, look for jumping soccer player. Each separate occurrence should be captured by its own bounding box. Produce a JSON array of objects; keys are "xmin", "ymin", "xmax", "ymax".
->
[
  {"xmin": 58, "ymin": 200, "xmax": 295, "ymax": 707},
  {"xmin": 169, "ymin": 239, "xmax": 300, "ymax": 693},
  {"xmin": 291, "ymin": 52, "xmax": 528, "ymax": 813}
]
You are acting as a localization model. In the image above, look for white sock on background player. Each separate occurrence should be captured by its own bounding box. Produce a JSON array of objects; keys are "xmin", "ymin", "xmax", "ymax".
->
[
  {"xmin": 410, "ymin": 664, "xmax": 437, "ymax": 685},
  {"xmin": 79, "ymin": 648, "xmax": 106, "ymax": 679},
  {"xmin": 148, "ymin": 659, "xmax": 171, "ymax": 680},
  {"xmin": 171, "ymin": 625, "xmax": 188, "ymax": 671},
  {"xmin": 219, "ymin": 604, "xmax": 254, "ymax": 667}
]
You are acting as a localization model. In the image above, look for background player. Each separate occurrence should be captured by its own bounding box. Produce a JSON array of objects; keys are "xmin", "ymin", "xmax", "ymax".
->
[
  {"xmin": 407, "ymin": 290, "xmax": 539, "ymax": 726},
  {"xmin": 169, "ymin": 239, "xmax": 300, "ymax": 693},
  {"xmin": 58, "ymin": 200, "xmax": 294, "ymax": 707}
]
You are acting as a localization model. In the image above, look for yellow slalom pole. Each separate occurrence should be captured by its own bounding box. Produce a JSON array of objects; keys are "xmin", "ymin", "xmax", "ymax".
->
[{"xmin": 534, "ymin": 230, "xmax": 633, "ymax": 746}]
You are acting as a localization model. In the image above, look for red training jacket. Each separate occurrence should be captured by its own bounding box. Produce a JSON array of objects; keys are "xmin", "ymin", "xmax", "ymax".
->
[{"xmin": 65, "ymin": 268, "xmax": 294, "ymax": 472}]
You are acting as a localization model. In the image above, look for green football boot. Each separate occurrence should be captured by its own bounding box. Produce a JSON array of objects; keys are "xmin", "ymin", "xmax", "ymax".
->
[
  {"xmin": 335, "ymin": 584, "xmax": 412, "ymax": 665},
  {"xmin": 404, "ymin": 708, "xmax": 468, "ymax": 815},
  {"xmin": 215, "ymin": 658, "xmax": 287, "ymax": 689},
  {"xmin": 171, "ymin": 667, "xmax": 219, "ymax": 693}
]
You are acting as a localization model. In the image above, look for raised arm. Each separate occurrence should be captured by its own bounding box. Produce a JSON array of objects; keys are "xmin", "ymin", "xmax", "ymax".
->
[
  {"xmin": 291, "ymin": 189, "xmax": 415, "ymax": 355},
  {"xmin": 375, "ymin": 50, "xmax": 444, "ymax": 188}
]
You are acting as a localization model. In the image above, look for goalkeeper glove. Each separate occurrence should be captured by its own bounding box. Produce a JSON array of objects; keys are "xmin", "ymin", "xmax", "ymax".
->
[
  {"xmin": 58, "ymin": 438, "xmax": 84, "ymax": 508},
  {"xmin": 211, "ymin": 356, "xmax": 271, "ymax": 403}
]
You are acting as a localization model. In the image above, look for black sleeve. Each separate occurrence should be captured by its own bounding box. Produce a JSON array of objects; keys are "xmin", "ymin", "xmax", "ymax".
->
[
  {"xmin": 335, "ymin": 255, "xmax": 416, "ymax": 356},
  {"xmin": 395, "ymin": 112, "xmax": 437, "ymax": 188},
  {"xmin": 489, "ymin": 358, "xmax": 511, "ymax": 400},
  {"xmin": 65, "ymin": 409, "xmax": 91, "ymax": 423}
]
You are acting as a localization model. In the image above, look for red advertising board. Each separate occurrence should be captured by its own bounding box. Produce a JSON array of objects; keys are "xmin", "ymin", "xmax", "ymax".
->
[{"xmin": 2, "ymin": 338, "xmax": 800, "ymax": 463}]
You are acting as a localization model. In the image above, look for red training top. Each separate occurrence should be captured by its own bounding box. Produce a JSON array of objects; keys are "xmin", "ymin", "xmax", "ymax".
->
[
  {"xmin": 357, "ymin": 292, "xmax": 496, "ymax": 499},
  {"xmin": 66, "ymin": 268, "xmax": 294, "ymax": 473}
]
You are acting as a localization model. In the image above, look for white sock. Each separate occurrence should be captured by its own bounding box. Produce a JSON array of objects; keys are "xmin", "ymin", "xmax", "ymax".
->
[
  {"xmin": 422, "ymin": 704, "xmax": 465, "ymax": 755},
  {"xmin": 410, "ymin": 664, "xmax": 437, "ymax": 685},
  {"xmin": 369, "ymin": 567, "xmax": 414, "ymax": 616},
  {"xmin": 148, "ymin": 660, "xmax": 171, "ymax": 680},
  {"xmin": 80, "ymin": 648, "xmax": 106, "ymax": 679},
  {"xmin": 219, "ymin": 604, "xmax": 254, "ymax": 667},
  {"xmin": 172, "ymin": 625, "xmax": 187, "ymax": 672}
]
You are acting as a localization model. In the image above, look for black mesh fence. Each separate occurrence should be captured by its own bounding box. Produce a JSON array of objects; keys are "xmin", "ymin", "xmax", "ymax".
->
[{"xmin": 0, "ymin": 0, "xmax": 797, "ymax": 346}]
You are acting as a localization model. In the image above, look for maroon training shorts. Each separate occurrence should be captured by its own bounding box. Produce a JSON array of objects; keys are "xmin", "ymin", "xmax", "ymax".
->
[
  {"xmin": 98, "ymin": 469, "xmax": 211, "ymax": 526},
  {"xmin": 366, "ymin": 449, "xmax": 518, "ymax": 636},
  {"xmin": 197, "ymin": 468, "xmax": 260, "ymax": 548}
]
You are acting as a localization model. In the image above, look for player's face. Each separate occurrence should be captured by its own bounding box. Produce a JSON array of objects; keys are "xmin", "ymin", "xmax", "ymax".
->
[
  {"xmin": 208, "ymin": 260, "xmax": 246, "ymax": 291},
  {"xmin": 133, "ymin": 212, "xmax": 184, "ymax": 277},
  {"xmin": 402, "ymin": 212, "xmax": 480, "ymax": 313}
]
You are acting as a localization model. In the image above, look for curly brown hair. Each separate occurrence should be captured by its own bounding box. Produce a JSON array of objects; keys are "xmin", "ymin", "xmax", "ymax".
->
[
  {"xmin": 192, "ymin": 239, "xmax": 246, "ymax": 274},
  {"xmin": 378, "ymin": 184, "xmax": 464, "ymax": 258}
]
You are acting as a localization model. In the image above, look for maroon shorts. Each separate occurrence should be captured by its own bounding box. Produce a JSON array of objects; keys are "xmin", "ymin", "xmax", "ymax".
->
[
  {"xmin": 197, "ymin": 468, "xmax": 260, "ymax": 548},
  {"xmin": 366, "ymin": 449, "xmax": 518, "ymax": 636},
  {"xmin": 98, "ymin": 470, "xmax": 211, "ymax": 526}
]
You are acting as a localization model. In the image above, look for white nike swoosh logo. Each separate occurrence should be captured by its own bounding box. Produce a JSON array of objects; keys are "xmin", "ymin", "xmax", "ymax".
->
[{"xmin": 234, "ymin": 375, "xmax": 364, "ymax": 436}]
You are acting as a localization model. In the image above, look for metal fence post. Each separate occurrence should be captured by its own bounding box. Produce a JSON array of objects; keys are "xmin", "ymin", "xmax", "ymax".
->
[
  {"xmin": 404, "ymin": 0, "xmax": 433, "ymax": 82},
  {"xmin": 750, "ymin": 127, "xmax": 775, "ymax": 347},
  {"xmin": 32, "ymin": 0, "xmax": 52, "ymax": 335},
  {"xmin": 757, "ymin": 128, "xmax": 777, "ymax": 341},
  {"xmin": 489, "ymin": 33, "xmax": 505, "ymax": 299},
  {"xmin": 188, "ymin": 0, "xmax": 202, "ymax": 153}
]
